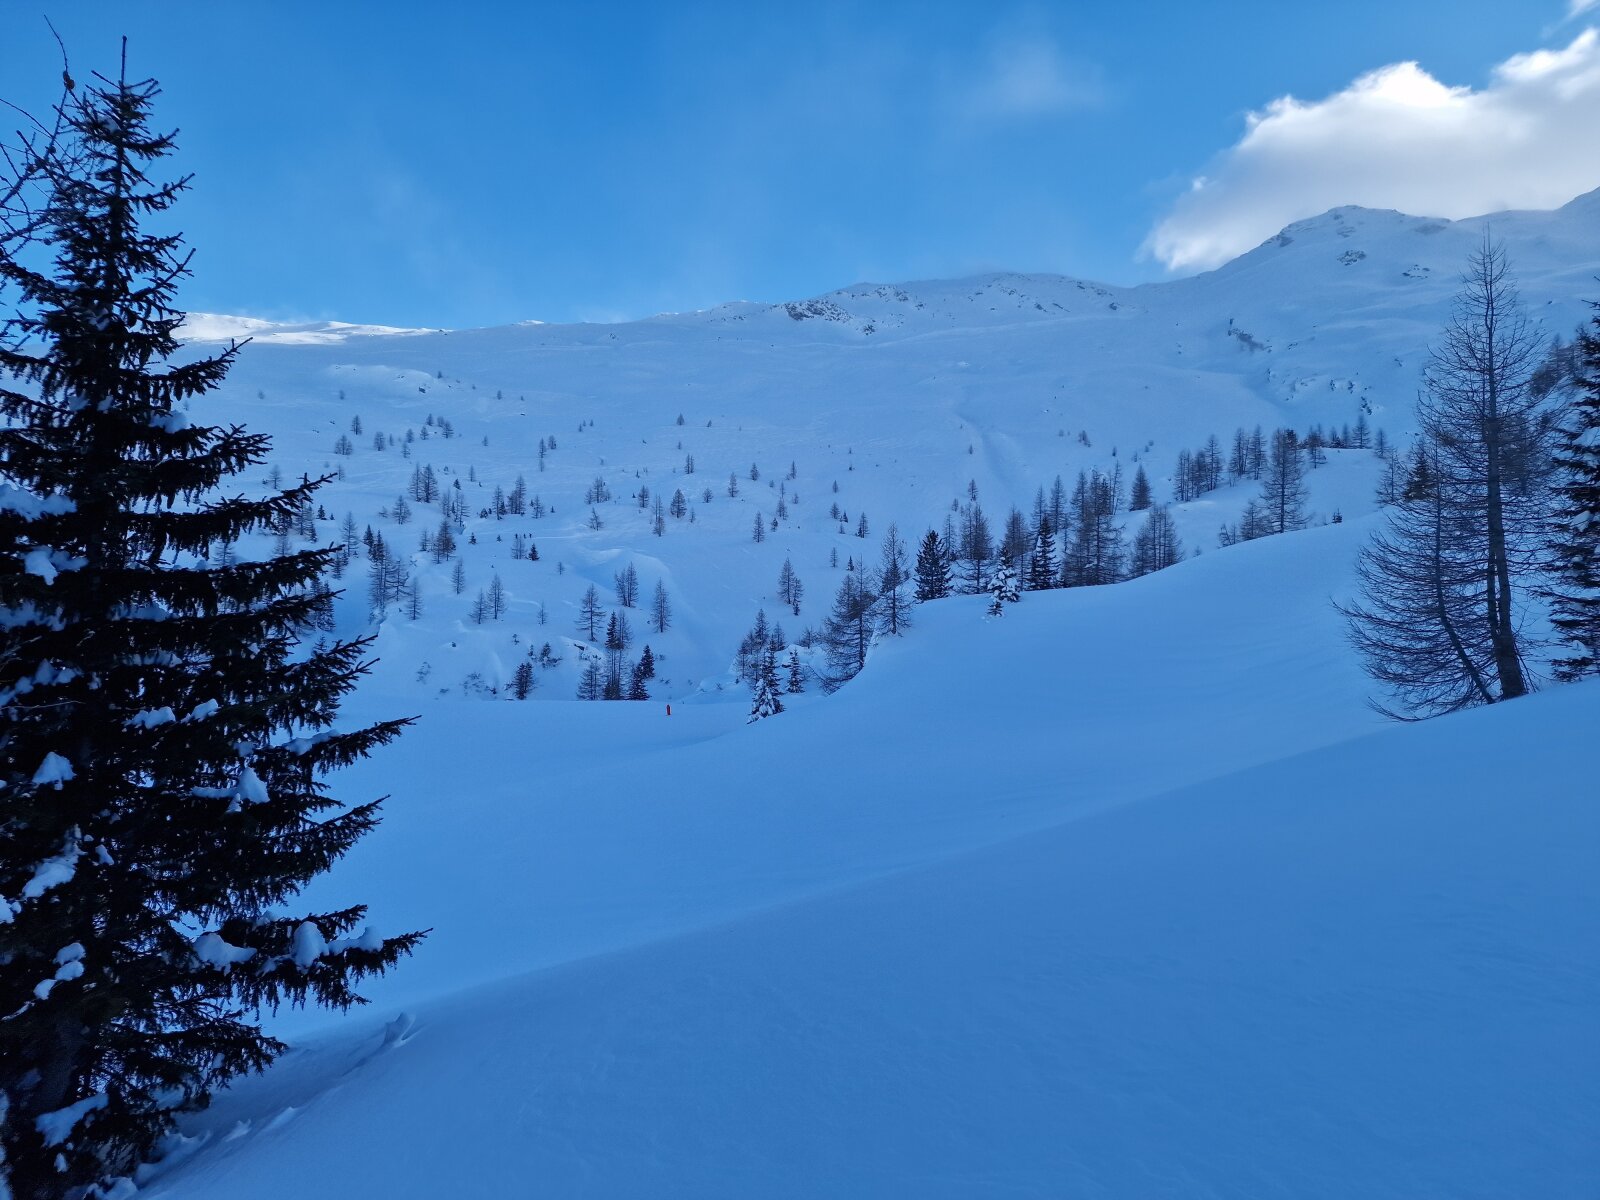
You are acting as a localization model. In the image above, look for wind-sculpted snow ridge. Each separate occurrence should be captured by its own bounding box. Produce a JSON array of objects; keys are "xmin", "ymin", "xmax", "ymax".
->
[{"xmin": 136, "ymin": 517, "xmax": 1599, "ymax": 1199}]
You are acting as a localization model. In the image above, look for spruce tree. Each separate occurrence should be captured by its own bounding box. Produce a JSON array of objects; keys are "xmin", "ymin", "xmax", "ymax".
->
[
  {"xmin": 785, "ymin": 649, "xmax": 805, "ymax": 694},
  {"xmin": 747, "ymin": 649, "xmax": 784, "ymax": 723},
  {"xmin": 512, "ymin": 660, "xmax": 536, "ymax": 699},
  {"xmin": 603, "ymin": 613, "xmax": 625, "ymax": 699},
  {"xmin": 988, "ymin": 552, "xmax": 1020, "ymax": 614},
  {"xmin": 1547, "ymin": 301, "xmax": 1600, "ymax": 680},
  {"xmin": 0, "ymin": 63, "xmax": 421, "ymax": 1196},
  {"xmin": 913, "ymin": 529, "xmax": 952, "ymax": 601},
  {"xmin": 1129, "ymin": 464, "xmax": 1152, "ymax": 511},
  {"xmin": 1026, "ymin": 517, "xmax": 1056, "ymax": 591}
]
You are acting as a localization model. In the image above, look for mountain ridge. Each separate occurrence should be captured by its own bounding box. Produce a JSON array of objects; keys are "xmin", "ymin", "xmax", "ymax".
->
[{"xmin": 183, "ymin": 188, "xmax": 1600, "ymax": 343}]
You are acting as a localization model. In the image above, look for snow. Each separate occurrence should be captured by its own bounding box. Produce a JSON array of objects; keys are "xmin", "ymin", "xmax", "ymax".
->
[
  {"xmin": 35, "ymin": 1094, "xmax": 107, "ymax": 1147},
  {"xmin": 31, "ymin": 752, "xmax": 74, "ymax": 787},
  {"xmin": 232, "ymin": 765, "xmax": 269, "ymax": 807},
  {"xmin": 289, "ymin": 922, "xmax": 327, "ymax": 970},
  {"xmin": 35, "ymin": 944, "xmax": 87, "ymax": 1000},
  {"xmin": 21, "ymin": 548, "xmax": 58, "ymax": 584},
  {"xmin": 329, "ymin": 926, "xmax": 384, "ymax": 955},
  {"xmin": 159, "ymin": 190, "xmax": 1596, "ymax": 715},
  {"xmin": 193, "ymin": 933, "xmax": 257, "ymax": 972},
  {"xmin": 34, "ymin": 195, "xmax": 1600, "ymax": 1197},
  {"xmin": 0, "ymin": 484, "xmax": 74, "ymax": 518},
  {"xmin": 22, "ymin": 835, "xmax": 81, "ymax": 900},
  {"xmin": 137, "ymin": 516, "xmax": 1599, "ymax": 1199},
  {"xmin": 127, "ymin": 707, "xmax": 177, "ymax": 729}
]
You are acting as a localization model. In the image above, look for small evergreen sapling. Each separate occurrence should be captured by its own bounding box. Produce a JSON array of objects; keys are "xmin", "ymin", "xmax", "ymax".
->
[
  {"xmin": 747, "ymin": 649, "xmax": 784, "ymax": 722},
  {"xmin": 988, "ymin": 553, "xmax": 1021, "ymax": 615}
]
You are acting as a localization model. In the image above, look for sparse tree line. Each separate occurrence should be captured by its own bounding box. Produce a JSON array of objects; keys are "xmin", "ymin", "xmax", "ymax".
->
[{"xmin": 334, "ymin": 411, "xmax": 457, "ymax": 458}]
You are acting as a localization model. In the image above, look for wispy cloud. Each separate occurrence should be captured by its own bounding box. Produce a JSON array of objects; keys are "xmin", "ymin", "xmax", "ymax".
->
[
  {"xmin": 963, "ymin": 36, "xmax": 1104, "ymax": 119},
  {"xmin": 1569, "ymin": 0, "xmax": 1599, "ymax": 19},
  {"xmin": 1145, "ymin": 29, "xmax": 1600, "ymax": 271}
]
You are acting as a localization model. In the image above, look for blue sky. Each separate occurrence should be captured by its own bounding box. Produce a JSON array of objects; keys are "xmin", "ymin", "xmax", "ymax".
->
[{"xmin": 4, "ymin": 2, "xmax": 1596, "ymax": 327}]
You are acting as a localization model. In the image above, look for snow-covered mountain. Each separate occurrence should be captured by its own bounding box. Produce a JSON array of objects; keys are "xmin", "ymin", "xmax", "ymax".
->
[
  {"xmin": 176, "ymin": 189, "xmax": 1600, "ymax": 708},
  {"xmin": 112, "ymin": 191, "xmax": 1600, "ymax": 1199}
]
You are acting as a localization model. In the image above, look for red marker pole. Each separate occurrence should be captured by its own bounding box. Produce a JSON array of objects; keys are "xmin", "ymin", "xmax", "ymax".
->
[{"xmin": 666, "ymin": 704, "xmax": 672, "ymax": 717}]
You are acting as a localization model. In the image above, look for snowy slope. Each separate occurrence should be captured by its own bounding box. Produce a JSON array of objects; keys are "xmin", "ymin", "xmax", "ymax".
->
[
  {"xmin": 136, "ymin": 519, "xmax": 1600, "ymax": 1199},
  {"xmin": 103, "ymin": 194, "xmax": 1600, "ymax": 1198},
  {"xmin": 173, "ymin": 190, "xmax": 1600, "ymax": 708}
]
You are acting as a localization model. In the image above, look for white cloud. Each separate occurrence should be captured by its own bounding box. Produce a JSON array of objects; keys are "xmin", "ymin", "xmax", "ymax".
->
[
  {"xmin": 965, "ymin": 38, "xmax": 1103, "ymax": 119},
  {"xmin": 1145, "ymin": 29, "xmax": 1600, "ymax": 271},
  {"xmin": 1570, "ymin": 0, "xmax": 1599, "ymax": 19}
]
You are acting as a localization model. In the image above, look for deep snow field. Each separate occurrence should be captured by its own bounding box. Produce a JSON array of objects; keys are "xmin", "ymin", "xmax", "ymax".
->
[{"xmin": 123, "ymin": 195, "xmax": 1600, "ymax": 1197}]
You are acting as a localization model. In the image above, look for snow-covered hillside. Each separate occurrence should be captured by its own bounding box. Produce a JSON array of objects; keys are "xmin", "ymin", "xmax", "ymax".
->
[
  {"xmin": 177, "ymin": 190, "xmax": 1600, "ymax": 707},
  {"xmin": 136, "ymin": 518, "xmax": 1600, "ymax": 1199},
  {"xmin": 110, "ymin": 195, "xmax": 1600, "ymax": 1198}
]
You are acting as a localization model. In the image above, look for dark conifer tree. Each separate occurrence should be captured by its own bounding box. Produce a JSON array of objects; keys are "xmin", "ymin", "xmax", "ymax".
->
[
  {"xmin": 1026, "ymin": 517, "xmax": 1056, "ymax": 591},
  {"xmin": 0, "ymin": 63, "xmax": 420, "ymax": 1196},
  {"xmin": 747, "ymin": 649, "xmax": 784, "ymax": 722},
  {"xmin": 785, "ymin": 648, "xmax": 805, "ymax": 694},
  {"xmin": 1547, "ymin": 302, "xmax": 1600, "ymax": 680},
  {"xmin": 913, "ymin": 529, "xmax": 952, "ymax": 601},
  {"xmin": 1128, "ymin": 464, "xmax": 1152, "ymax": 511},
  {"xmin": 627, "ymin": 661, "xmax": 650, "ymax": 700},
  {"xmin": 511, "ymin": 660, "xmax": 536, "ymax": 699},
  {"xmin": 603, "ymin": 613, "xmax": 626, "ymax": 699}
]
